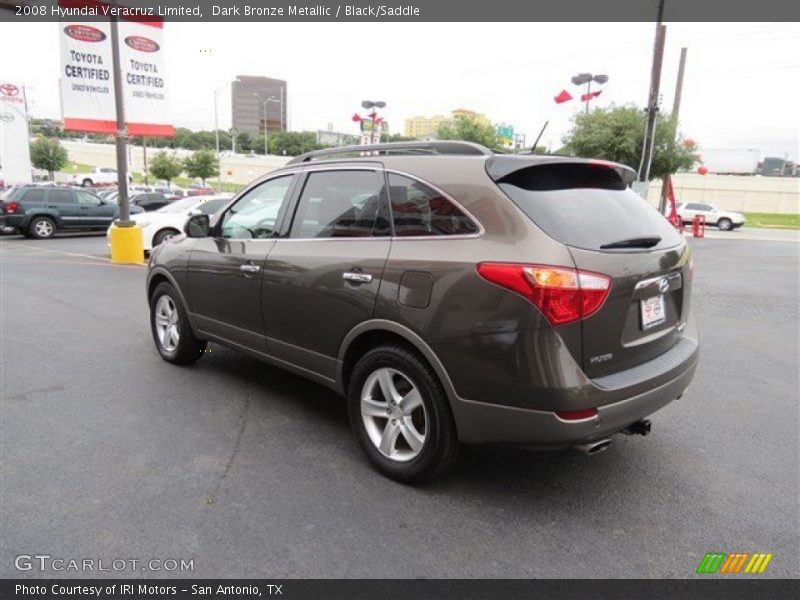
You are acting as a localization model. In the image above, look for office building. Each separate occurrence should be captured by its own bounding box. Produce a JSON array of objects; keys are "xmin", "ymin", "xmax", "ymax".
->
[{"xmin": 231, "ymin": 75, "xmax": 287, "ymax": 138}]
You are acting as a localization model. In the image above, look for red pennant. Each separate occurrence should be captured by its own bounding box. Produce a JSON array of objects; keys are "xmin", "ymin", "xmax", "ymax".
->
[
  {"xmin": 554, "ymin": 90, "xmax": 573, "ymax": 104},
  {"xmin": 352, "ymin": 113, "xmax": 362, "ymax": 122},
  {"xmin": 580, "ymin": 90, "xmax": 603, "ymax": 102}
]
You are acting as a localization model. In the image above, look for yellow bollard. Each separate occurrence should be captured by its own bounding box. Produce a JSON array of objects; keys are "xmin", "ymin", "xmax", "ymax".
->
[{"xmin": 109, "ymin": 223, "xmax": 144, "ymax": 264}]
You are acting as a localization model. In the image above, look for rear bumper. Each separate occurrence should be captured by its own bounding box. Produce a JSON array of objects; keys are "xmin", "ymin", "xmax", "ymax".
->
[{"xmin": 450, "ymin": 335, "xmax": 699, "ymax": 446}]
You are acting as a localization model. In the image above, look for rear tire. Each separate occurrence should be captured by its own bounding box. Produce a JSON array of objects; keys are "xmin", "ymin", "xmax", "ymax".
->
[
  {"xmin": 348, "ymin": 345, "xmax": 458, "ymax": 483},
  {"xmin": 149, "ymin": 282, "xmax": 206, "ymax": 365},
  {"xmin": 717, "ymin": 218, "xmax": 733, "ymax": 231},
  {"xmin": 81, "ymin": 178, "xmax": 93, "ymax": 188},
  {"xmin": 29, "ymin": 216, "xmax": 56, "ymax": 239}
]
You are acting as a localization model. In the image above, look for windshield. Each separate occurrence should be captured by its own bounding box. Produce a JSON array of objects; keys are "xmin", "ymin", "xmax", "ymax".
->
[{"xmin": 156, "ymin": 198, "xmax": 197, "ymax": 213}]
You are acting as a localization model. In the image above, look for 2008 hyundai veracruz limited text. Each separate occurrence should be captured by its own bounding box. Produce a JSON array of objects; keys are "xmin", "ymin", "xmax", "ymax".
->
[{"xmin": 146, "ymin": 141, "xmax": 698, "ymax": 482}]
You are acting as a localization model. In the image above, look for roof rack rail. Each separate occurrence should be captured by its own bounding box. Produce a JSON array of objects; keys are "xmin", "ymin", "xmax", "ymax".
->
[{"xmin": 287, "ymin": 141, "xmax": 493, "ymax": 165}]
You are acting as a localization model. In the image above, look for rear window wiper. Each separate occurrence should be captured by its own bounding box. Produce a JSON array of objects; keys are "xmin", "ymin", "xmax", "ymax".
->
[{"xmin": 600, "ymin": 236, "xmax": 662, "ymax": 249}]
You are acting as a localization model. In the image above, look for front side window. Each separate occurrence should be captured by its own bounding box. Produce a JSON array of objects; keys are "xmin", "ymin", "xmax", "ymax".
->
[
  {"xmin": 387, "ymin": 174, "xmax": 478, "ymax": 237},
  {"xmin": 221, "ymin": 175, "xmax": 294, "ymax": 239},
  {"xmin": 290, "ymin": 170, "xmax": 386, "ymax": 239},
  {"xmin": 76, "ymin": 191, "xmax": 102, "ymax": 206}
]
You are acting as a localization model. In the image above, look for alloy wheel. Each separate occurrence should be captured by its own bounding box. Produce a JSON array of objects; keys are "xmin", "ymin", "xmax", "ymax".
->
[
  {"xmin": 154, "ymin": 295, "xmax": 180, "ymax": 352},
  {"xmin": 34, "ymin": 220, "xmax": 53, "ymax": 237},
  {"xmin": 360, "ymin": 367, "xmax": 427, "ymax": 462}
]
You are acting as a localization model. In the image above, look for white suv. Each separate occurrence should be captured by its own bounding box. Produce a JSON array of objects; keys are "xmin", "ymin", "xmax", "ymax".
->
[
  {"xmin": 675, "ymin": 202, "xmax": 745, "ymax": 231},
  {"xmin": 75, "ymin": 167, "xmax": 133, "ymax": 188}
]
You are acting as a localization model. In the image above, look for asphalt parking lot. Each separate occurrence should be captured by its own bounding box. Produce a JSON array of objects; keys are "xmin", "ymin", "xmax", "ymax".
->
[{"xmin": 1, "ymin": 230, "xmax": 798, "ymax": 578}]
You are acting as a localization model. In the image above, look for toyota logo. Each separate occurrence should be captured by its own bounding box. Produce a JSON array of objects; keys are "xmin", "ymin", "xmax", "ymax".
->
[
  {"xmin": 658, "ymin": 278, "xmax": 670, "ymax": 293},
  {"xmin": 0, "ymin": 83, "xmax": 19, "ymax": 97},
  {"xmin": 0, "ymin": 113, "xmax": 14, "ymax": 123}
]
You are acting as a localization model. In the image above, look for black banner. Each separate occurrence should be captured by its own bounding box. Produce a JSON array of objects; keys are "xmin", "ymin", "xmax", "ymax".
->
[
  {"xmin": 1, "ymin": 0, "xmax": 799, "ymax": 22},
  {"xmin": 3, "ymin": 579, "xmax": 800, "ymax": 600}
]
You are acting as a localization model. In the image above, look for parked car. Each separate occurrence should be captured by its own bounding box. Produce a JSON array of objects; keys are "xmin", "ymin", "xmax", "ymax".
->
[
  {"xmin": 0, "ymin": 185, "xmax": 124, "ymax": 238},
  {"xmin": 107, "ymin": 195, "xmax": 231, "ymax": 252},
  {"xmin": 74, "ymin": 167, "xmax": 133, "ymax": 188},
  {"xmin": 130, "ymin": 192, "xmax": 172, "ymax": 212},
  {"xmin": 187, "ymin": 186, "xmax": 216, "ymax": 197},
  {"xmin": 674, "ymin": 202, "xmax": 745, "ymax": 231},
  {"xmin": 146, "ymin": 142, "xmax": 699, "ymax": 482}
]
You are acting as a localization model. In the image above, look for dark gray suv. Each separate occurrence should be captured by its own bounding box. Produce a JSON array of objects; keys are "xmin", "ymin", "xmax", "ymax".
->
[{"xmin": 146, "ymin": 142, "xmax": 698, "ymax": 482}]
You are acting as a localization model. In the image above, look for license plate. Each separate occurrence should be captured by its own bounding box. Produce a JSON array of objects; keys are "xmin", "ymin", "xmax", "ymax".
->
[{"xmin": 641, "ymin": 294, "xmax": 666, "ymax": 330}]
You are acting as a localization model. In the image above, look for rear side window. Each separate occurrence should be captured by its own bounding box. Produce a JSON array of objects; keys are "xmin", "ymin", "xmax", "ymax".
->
[
  {"xmin": 290, "ymin": 170, "xmax": 388, "ymax": 239},
  {"xmin": 20, "ymin": 189, "xmax": 46, "ymax": 204},
  {"xmin": 388, "ymin": 174, "xmax": 478, "ymax": 237},
  {"xmin": 497, "ymin": 163, "xmax": 683, "ymax": 251},
  {"xmin": 47, "ymin": 190, "xmax": 75, "ymax": 205}
]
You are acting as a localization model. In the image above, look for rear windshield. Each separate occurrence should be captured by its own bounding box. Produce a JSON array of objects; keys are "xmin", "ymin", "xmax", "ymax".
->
[{"xmin": 497, "ymin": 163, "xmax": 683, "ymax": 251}]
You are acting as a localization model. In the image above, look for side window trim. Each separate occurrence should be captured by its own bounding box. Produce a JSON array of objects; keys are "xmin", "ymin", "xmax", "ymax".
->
[
  {"xmin": 212, "ymin": 172, "xmax": 300, "ymax": 239},
  {"xmin": 384, "ymin": 169, "xmax": 484, "ymax": 239},
  {"xmin": 283, "ymin": 167, "xmax": 388, "ymax": 241}
]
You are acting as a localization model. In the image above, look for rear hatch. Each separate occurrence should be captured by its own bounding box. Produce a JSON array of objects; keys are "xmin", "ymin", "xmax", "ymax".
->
[{"xmin": 489, "ymin": 158, "xmax": 691, "ymax": 378}]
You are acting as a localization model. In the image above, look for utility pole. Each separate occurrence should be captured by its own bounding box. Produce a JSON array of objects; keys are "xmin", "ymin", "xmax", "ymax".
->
[
  {"xmin": 660, "ymin": 47, "xmax": 688, "ymax": 213},
  {"xmin": 109, "ymin": 4, "xmax": 131, "ymax": 225},
  {"xmin": 638, "ymin": 0, "xmax": 667, "ymax": 183},
  {"xmin": 142, "ymin": 137, "xmax": 148, "ymax": 186},
  {"xmin": 672, "ymin": 47, "xmax": 687, "ymax": 118}
]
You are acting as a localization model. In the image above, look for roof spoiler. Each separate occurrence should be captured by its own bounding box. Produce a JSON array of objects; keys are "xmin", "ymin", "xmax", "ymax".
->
[{"xmin": 486, "ymin": 155, "xmax": 637, "ymax": 186}]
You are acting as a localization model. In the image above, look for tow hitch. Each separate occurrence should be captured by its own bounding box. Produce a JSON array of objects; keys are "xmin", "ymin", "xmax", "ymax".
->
[{"xmin": 623, "ymin": 419, "xmax": 652, "ymax": 436}]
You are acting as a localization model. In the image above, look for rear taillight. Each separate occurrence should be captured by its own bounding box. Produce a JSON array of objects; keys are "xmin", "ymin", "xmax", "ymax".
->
[
  {"xmin": 5, "ymin": 201, "xmax": 19, "ymax": 214},
  {"xmin": 476, "ymin": 263, "xmax": 611, "ymax": 325}
]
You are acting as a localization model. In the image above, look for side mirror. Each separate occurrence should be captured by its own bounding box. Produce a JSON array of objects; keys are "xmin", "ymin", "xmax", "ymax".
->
[{"xmin": 185, "ymin": 214, "xmax": 210, "ymax": 238}]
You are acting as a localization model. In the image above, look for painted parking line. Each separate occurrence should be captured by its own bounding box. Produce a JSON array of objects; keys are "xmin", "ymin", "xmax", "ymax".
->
[{"xmin": 0, "ymin": 244, "xmax": 146, "ymax": 267}]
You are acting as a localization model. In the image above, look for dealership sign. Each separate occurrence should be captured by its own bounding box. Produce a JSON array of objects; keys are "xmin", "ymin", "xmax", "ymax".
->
[
  {"xmin": 0, "ymin": 81, "xmax": 33, "ymax": 184},
  {"xmin": 59, "ymin": 1, "xmax": 174, "ymax": 137}
]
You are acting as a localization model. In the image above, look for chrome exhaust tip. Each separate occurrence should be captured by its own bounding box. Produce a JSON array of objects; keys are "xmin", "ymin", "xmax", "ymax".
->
[{"xmin": 573, "ymin": 439, "xmax": 613, "ymax": 455}]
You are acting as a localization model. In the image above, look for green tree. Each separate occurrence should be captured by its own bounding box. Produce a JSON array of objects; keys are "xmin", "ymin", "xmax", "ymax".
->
[
  {"xmin": 235, "ymin": 132, "xmax": 252, "ymax": 153},
  {"xmin": 561, "ymin": 105, "xmax": 696, "ymax": 180},
  {"xmin": 148, "ymin": 151, "xmax": 183, "ymax": 184},
  {"xmin": 29, "ymin": 137, "xmax": 69, "ymax": 180},
  {"xmin": 436, "ymin": 115, "xmax": 501, "ymax": 149},
  {"xmin": 183, "ymin": 149, "xmax": 219, "ymax": 186},
  {"xmin": 268, "ymin": 131, "xmax": 321, "ymax": 156}
]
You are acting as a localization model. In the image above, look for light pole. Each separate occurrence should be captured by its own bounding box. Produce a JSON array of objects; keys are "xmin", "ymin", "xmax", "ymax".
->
[
  {"xmin": 361, "ymin": 100, "xmax": 386, "ymax": 143},
  {"xmin": 213, "ymin": 83, "xmax": 227, "ymax": 188},
  {"xmin": 253, "ymin": 93, "xmax": 281, "ymax": 155},
  {"xmin": 571, "ymin": 73, "xmax": 608, "ymax": 114}
]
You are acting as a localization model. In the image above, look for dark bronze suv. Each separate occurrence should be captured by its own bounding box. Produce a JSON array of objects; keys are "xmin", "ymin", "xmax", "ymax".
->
[{"xmin": 146, "ymin": 142, "xmax": 698, "ymax": 482}]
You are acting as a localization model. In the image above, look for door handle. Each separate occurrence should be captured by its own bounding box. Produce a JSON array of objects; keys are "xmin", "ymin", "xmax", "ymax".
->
[
  {"xmin": 240, "ymin": 264, "xmax": 261, "ymax": 274},
  {"xmin": 343, "ymin": 271, "xmax": 373, "ymax": 284}
]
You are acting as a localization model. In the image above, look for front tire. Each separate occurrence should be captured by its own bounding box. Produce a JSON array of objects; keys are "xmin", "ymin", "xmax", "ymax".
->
[
  {"xmin": 152, "ymin": 228, "xmax": 180, "ymax": 247},
  {"xmin": 81, "ymin": 178, "xmax": 93, "ymax": 188},
  {"xmin": 149, "ymin": 282, "xmax": 207, "ymax": 364},
  {"xmin": 29, "ymin": 216, "xmax": 56, "ymax": 239},
  {"xmin": 348, "ymin": 345, "xmax": 458, "ymax": 483},
  {"xmin": 717, "ymin": 218, "xmax": 733, "ymax": 231}
]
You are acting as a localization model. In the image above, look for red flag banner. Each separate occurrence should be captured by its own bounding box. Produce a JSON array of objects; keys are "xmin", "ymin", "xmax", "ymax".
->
[
  {"xmin": 580, "ymin": 90, "xmax": 603, "ymax": 102},
  {"xmin": 554, "ymin": 90, "xmax": 573, "ymax": 104},
  {"xmin": 352, "ymin": 113, "xmax": 362, "ymax": 122}
]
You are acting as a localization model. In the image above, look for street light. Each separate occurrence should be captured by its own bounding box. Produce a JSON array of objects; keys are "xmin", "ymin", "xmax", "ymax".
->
[
  {"xmin": 571, "ymin": 73, "xmax": 608, "ymax": 114},
  {"xmin": 360, "ymin": 100, "xmax": 386, "ymax": 143},
  {"xmin": 253, "ymin": 93, "xmax": 282, "ymax": 155}
]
